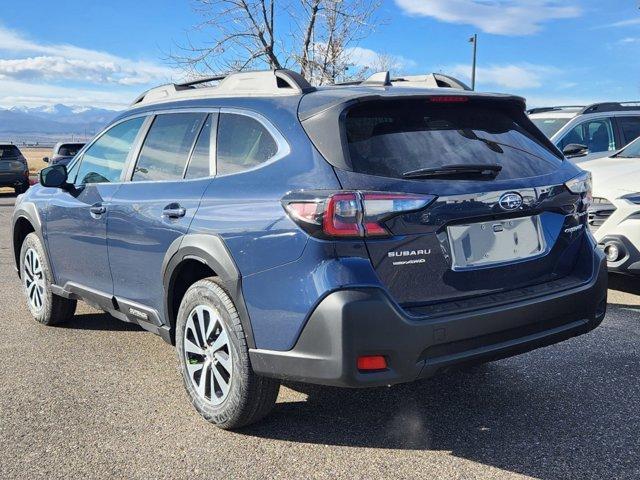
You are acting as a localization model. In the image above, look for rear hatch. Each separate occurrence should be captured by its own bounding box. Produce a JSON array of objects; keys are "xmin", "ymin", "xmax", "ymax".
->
[{"xmin": 301, "ymin": 94, "xmax": 591, "ymax": 309}]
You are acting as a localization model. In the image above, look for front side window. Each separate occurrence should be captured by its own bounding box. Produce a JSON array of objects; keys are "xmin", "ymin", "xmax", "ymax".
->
[
  {"xmin": 74, "ymin": 117, "xmax": 145, "ymax": 185},
  {"xmin": 217, "ymin": 113, "xmax": 278, "ymax": 175},
  {"xmin": 133, "ymin": 112, "xmax": 206, "ymax": 182},
  {"xmin": 558, "ymin": 118, "xmax": 615, "ymax": 153}
]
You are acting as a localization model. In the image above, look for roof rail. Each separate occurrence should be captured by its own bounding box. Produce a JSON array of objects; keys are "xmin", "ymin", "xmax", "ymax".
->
[
  {"xmin": 131, "ymin": 69, "xmax": 315, "ymax": 106},
  {"xmin": 334, "ymin": 72, "xmax": 470, "ymax": 90},
  {"xmin": 391, "ymin": 73, "xmax": 471, "ymax": 91},
  {"xmin": 361, "ymin": 71, "xmax": 392, "ymax": 86},
  {"xmin": 581, "ymin": 101, "xmax": 640, "ymax": 114},
  {"xmin": 526, "ymin": 105, "xmax": 584, "ymax": 115}
]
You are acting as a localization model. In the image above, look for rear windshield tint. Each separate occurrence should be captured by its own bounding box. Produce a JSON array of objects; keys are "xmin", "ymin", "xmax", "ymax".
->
[
  {"xmin": 0, "ymin": 145, "xmax": 21, "ymax": 159},
  {"xmin": 344, "ymin": 100, "xmax": 563, "ymax": 180}
]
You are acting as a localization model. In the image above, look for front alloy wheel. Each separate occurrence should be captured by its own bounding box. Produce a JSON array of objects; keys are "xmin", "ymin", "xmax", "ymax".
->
[{"xmin": 23, "ymin": 247, "xmax": 46, "ymax": 312}]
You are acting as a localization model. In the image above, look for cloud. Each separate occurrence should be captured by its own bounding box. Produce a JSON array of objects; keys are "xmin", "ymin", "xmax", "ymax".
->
[
  {"xmin": 604, "ymin": 18, "xmax": 640, "ymax": 28},
  {"xmin": 444, "ymin": 63, "xmax": 559, "ymax": 90},
  {"xmin": 394, "ymin": 0, "xmax": 581, "ymax": 36},
  {"xmin": 344, "ymin": 46, "xmax": 417, "ymax": 71},
  {"xmin": 0, "ymin": 25, "xmax": 175, "ymax": 86},
  {"xmin": 0, "ymin": 78, "xmax": 135, "ymax": 109}
]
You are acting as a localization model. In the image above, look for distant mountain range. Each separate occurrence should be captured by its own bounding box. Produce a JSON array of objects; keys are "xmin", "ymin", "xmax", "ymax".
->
[{"xmin": 0, "ymin": 104, "xmax": 120, "ymax": 144}]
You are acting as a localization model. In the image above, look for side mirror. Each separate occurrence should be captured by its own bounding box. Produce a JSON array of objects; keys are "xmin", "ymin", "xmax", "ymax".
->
[
  {"xmin": 42, "ymin": 157, "xmax": 49, "ymax": 163},
  {"xmin": 563, "ymin": 143, "xmax": 589, "ymax": 158},
  {"xmin": 39, "ymin": 164, "xmax": 68, "ymax": 188}
]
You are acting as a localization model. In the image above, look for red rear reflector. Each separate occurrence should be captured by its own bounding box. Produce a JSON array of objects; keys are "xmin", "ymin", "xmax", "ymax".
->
[
  {"xmin": 429, "ymin": 96, "xmax": 468, "ymax": 103},
  {"xmin": 357, "ymin": 355, "xmax": 387, "ymax": 371}
]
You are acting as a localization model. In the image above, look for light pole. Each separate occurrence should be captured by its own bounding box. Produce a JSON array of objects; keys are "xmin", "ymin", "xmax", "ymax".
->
[{"xmin": 469, "ymin": 34, "xmax": 477, "ymax": 90}]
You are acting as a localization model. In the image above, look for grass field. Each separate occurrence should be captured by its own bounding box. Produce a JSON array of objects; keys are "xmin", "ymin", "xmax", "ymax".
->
[{"xmin": 21, "ymin": 147, "xmax": 50, "ymax": 174}]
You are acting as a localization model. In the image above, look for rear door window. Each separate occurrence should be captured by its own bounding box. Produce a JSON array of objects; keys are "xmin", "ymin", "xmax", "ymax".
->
[
  {"xmin": 617, "ymin": 116, "xmax": 640, "ymax": 145},
  {"xmin": 185, "ymin": 114, "xmax": 214, "ymax": 179},
  {"xmin": 345, "ymin": 100, "xmax": 562, "ymax": 180},
  {"xmin": 133, "ymin": 112, "xmax": 206, "ymax": 181}
]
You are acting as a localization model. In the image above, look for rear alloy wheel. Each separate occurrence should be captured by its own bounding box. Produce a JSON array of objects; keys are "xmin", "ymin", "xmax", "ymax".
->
[
  {"xmin": 183, "ymin": 305, "xmax": 233, "ymax": 405},
  {"xmin": 20, "ymin": 233, "xmax": 76, "ymax": 325},
  {"xmin": 176, "ymin": 278, "xmax": 280, "ymax": 429}
]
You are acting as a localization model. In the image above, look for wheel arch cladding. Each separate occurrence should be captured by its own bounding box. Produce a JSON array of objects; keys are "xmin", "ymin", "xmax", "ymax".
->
[
  {"xmin": 162, "ymin": 234, "xmax": 256, "ymax": 348},
  {"xmin": 13, "ymin": 216, "xmax": 36, "ymax": 273}
]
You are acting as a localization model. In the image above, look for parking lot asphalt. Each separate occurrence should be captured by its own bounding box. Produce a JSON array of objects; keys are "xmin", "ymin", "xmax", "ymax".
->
[{"xmin": 0, "ymin": 191, "xmax": 638, "ymax": 480}]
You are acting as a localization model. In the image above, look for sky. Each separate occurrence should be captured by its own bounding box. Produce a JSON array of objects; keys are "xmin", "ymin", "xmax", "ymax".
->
[{"xmin": 0, "ymin": 0, "xmax": 639, "ymax": 110}]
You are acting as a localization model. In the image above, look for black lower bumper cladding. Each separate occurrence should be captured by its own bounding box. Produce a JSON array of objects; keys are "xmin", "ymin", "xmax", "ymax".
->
[{"xmin": 250, "ymin": 245, "xmax": 607, "ymax": 388}]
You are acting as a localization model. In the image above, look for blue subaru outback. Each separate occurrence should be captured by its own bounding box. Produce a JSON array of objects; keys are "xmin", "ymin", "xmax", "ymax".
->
[{"xmin": 12, "ymin": 70, "xmax": 607, "ymax": 429}]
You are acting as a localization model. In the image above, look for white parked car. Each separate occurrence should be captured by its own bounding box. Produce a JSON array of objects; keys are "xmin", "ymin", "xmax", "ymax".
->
[
  {"xmin": 528, "ymin": 102, "xmax": 640, "ymax": 162},
  {"xmin": 581, "ymin": 136, "xmax": 640, "ymax": 274}
]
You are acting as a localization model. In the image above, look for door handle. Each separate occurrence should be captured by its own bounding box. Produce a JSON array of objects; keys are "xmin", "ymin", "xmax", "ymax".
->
[
  {"xmin": 163, "ymin": 203, "xmax": 186, "ymax": 219},
  {"xmin": 90, "ymin": 203, "xmax": 106, "ymax": 215}
]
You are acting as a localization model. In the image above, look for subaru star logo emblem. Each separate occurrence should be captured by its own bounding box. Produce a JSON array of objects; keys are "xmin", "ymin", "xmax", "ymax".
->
[{"xmin": 499, "ymin": 192, "xmax": 523, "ymax": 211}]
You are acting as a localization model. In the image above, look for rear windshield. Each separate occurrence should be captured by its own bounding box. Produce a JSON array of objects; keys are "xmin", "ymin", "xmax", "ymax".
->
[
  {"xmin": 345, "ymin": 100, "xmax": 563, "ymax": 180},
  {"xmin": 530, "ymin": 117, "xmax": 570, "ymax": 138},
  {"xmin": 57, "ymin": 143, "xmax": 84, "ymax": 156},
  {"xmin": 0, "ymin": 145, "xmax": 21, "ymax": 159}
]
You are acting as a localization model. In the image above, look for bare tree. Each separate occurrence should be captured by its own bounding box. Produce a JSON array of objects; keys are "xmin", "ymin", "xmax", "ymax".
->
[{"xmin": 172, "ymin": 0, "xmax": 381, "ymax": 84}]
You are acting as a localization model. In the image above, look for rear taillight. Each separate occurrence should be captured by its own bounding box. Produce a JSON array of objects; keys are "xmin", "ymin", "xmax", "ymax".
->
[
  {"xmin": 565, "ymin": 171, "xmax": 592, "ymax": 208},
  {"xmin": 283, "ymin": 191, "xmax": 436, "ymax": 239}
]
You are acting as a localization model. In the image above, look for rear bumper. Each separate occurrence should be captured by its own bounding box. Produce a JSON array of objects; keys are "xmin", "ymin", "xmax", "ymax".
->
[
  {"xmin": 0, "ymin": 171, "xmax": 28, "ymax": 187},
  {"xmin": 597, "ymin": 234, "xmax": 640, "ymax": 275},
  {"xmin": 250, "ymin": 246, "xmax": 608, "ymax": 387}
]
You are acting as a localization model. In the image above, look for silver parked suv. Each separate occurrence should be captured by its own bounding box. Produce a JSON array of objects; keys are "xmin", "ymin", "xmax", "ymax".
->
[{"xmin": 528, "ymin": 102, "xmax": 640, "ymax": 161}]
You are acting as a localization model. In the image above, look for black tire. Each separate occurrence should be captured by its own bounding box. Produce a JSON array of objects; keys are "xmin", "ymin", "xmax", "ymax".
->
[
  {"xmin": 176, "ymin": 277, "xmax": 280, "ymax": 429},
  {"xmin": 19, "ymin": 232, "xmax": 76, "ymax": 325},
  {"xmin": 15, "ymin": 183, "xmax": 29, "ymax": 195}
]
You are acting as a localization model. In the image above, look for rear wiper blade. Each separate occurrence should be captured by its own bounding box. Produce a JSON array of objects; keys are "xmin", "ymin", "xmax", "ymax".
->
[{"xmin": 402, "ymin": 163, "xmax": 502, "ymax": 179}]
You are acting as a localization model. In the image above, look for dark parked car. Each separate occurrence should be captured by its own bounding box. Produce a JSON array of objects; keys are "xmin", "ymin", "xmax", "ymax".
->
[
  {"xmin": 11, "ymin": 69, "xmax": 607, "ymax": 429},
  {"xmin": 0, "ymin": 143, "xmax": 29, "ymax": 194},
  {"xmin": 44, "ymin": 142, "xmax": 85, "ymax": 166}
]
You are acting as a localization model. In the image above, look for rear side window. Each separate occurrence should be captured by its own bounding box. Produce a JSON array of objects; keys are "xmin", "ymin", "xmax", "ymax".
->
[
  {"xmin": 75, "ymin": 116, "xmax": 144, "ymax": 184},
  {"xmin": 345, "ymin": 100, "xmax": 563, "ymax": 180},
  {"xmin": 0, "ymin": 145, "xmax": 21, "ymax": 159},
  {"xmin": 217, "ymin": 113, "xmax": 278, "ymax": 175},
  {"xmin": 617, "ymin": 116, "xmax": 640, "ymax": 144},
  {"xmin": 133, "ymin": 112, "xmax": 206, "ymax": 181}
]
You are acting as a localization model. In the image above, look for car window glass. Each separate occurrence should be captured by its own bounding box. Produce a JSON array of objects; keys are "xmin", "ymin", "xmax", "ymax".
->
[
  {"xmin": 559, "ymin": 118, "xmax": 615, "ymax": 153},
  {"xmin": 74, "ymin": 117, "xmax": 145, "ymax": 184},
  {"xmin": 617, "ymin": 116, "xmax": 640, "ymax": 144},
  {"xmin": 133, "ymin": 112, "xmax": 206, "ymax": 182},
  {"xmin": 185, "ymin": 114, "xmax": 213, "ymax": 179},
  {"xmin": 217, "ymin": 113, "xmax": 278, "ymax": 175}
]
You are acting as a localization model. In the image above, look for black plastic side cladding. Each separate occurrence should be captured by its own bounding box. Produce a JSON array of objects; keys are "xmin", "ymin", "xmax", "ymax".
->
[{"xmin": 162, "ymin": 233, "xmax": 256, "ymax": 348}]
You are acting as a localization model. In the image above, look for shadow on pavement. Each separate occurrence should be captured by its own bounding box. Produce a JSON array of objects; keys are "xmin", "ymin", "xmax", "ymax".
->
[
  {"xmin": 56, "ymin": 312, "xmax": 144, "ymax": 332},
  {"xmin": 242, "ymin": 345, "xmax": 639, "ymax": 479}
]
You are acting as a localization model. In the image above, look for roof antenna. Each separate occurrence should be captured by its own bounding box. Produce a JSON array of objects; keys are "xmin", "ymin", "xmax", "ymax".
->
[{"xmin": 361, "ymin": 71, "xmax": 391, "ymax": 87}]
